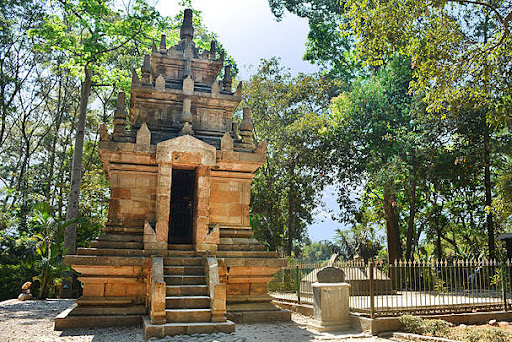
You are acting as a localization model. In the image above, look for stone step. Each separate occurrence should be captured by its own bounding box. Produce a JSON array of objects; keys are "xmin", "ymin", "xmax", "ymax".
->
[
  {"xmin": 97, "ymin": 234, "xmax": 143, "ymax": 242},
  {"xmin": 166, "ymin": 250, "xmax": 201, "ymax": 257},
  {"xmin": 166, "ymin": 296, "xmax": 210, "ymax": 309},
  {"xmin": 218, "ymin": 244, "xmax": 266, "ymax": 251},
  {"xmin": 215, "ymin": 250, "xmax": 279, "ymax": 258},
  {"xmin": 76, "ymin": 296, "xmax": 134, "ymax": 305},
  {"xmin": 164, "ymin": 266, "xmax": 204, "ymax": 275},
  {"xmin": 165, "ymin": 309, "xmax": 211, "ymax": 323},
  {"xmin": 90, "ymin": 240, "xmax": 143, "ymax": 249},
  {"xmin": 143, "ymin": 316, "xmax": 235, "ymax": 339},
  {"xmin": 102, "ymin": 226, "xmax": 144, "ymax": 234},
  {"xmin": 71, "ymin": 305, "xmax": 146, "ymax": 316},
  {"xmin": 219, "ymin": 228, "xmax": 254, "ymax": 239},
  {"xmin": 164, "ymin": 257, "xmax": 203, "ymax": 266},
  {"xmin": 57, "ymin": 313, "xmax": 141, "ymax": 330},
  {"xmin": 166, "ymin": 285, "xmax": 209, "ymax": 296},
  {"xmin": 164, "ymin": 275, "xmax": 206, "ymax": 285},
  {"xmin": 219, "ymin": 237, "xmax": 260, "ymax": 245},
  {"xmin": 168, "ymin": 244, "xmax": 195, "ymax": 250},
  {"xmin": 77, "ymin": 248, "xmax": 144, "ymax": 257}
]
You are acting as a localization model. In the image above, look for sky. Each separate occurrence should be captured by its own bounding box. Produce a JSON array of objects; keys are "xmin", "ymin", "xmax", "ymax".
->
[{"xmin": 156, "ymin": 0, "xmax": 344, "ymax": 242}]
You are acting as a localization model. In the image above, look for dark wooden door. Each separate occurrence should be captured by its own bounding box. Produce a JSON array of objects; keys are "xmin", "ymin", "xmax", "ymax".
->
[{"xmin": 169, "ymin": 169, "xmax": 195, "ymax": 244}]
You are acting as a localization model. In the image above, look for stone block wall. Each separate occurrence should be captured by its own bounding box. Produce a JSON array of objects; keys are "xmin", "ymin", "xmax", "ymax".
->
[
  {"xmin": 108, "ymin": 170, "xmax": 158, "ymax": 226},
  {"xmin": 209, "ymin": 172, "xmax": 251, "ymax": 227}
]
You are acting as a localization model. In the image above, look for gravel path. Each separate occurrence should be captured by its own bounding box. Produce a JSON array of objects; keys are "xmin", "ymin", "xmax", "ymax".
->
[{"xmin": 0, "ymin": 299, "xmax": 389, "ymax": 342}]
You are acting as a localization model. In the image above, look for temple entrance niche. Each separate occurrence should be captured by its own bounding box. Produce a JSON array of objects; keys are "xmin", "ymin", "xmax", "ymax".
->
[{"xmin": 169, "ymin": 169, "xmax": 195, "ymax": 244}]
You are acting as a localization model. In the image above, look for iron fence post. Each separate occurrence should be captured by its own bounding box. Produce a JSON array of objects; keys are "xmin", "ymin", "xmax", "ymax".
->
[
  {"xmin": 370, "ymin": 261, "xmax": 375, "ymax": 318},
  {"xmin": 296, "ymin": 264, "xmax": 301, "ymax": 304},
  {"xmin": 502, "ymin": 262, "xmax": 508, "ymax": 311}
]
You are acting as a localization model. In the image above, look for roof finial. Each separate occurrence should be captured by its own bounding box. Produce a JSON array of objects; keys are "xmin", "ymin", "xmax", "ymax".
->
[
  {"xmin": 180, "ymin": 9, "xmax": 194, "ymax": 41},
  {"xmin": 222, "ymin": 66, "xmax": 232, "ymax": 92}
]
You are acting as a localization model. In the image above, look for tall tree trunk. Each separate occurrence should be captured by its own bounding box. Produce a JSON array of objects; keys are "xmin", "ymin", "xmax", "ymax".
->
[
  {"xmin": 405, "ymin": 179, "xmax": 417, "ymax": 260},
  {"xmin": 46, "ymin": 74, "xmax": 64, "ymax": 200},
  {"xmin": 435, "ymin": 211, "xmax": 442, "ymax": 260},
  {"xmin": 285, "ymin": 185, "xmax": 294, "ymax": 257},
  {"xmin": 383, "ymin": 185, "xmax": 401, "ymax": 263},
  {"xmin": 484, "ymin": 124, "xmax": 494, "ymax": 258},
  {"xmin": 285, "ymin": 163, "xmax": 296, "ymax": 257},
  {"xmin": 63, "ymin": 67, "xmax": 92, "ymax": 255},
  {"xmin": 481, "ymin": 13, "xmax": 495, "ymax": 259}
]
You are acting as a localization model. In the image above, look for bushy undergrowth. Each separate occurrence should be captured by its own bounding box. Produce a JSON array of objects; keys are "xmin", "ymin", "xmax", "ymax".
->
[
  {"xmin": 456, "ymin": 327, "xmax": 512, "ymax": 342},
  {"xmin": 399, "ymin": 315, "xmax": 512, "ymax": 342},
  {"xmin": 399, "ymin": 315, "xmax": 451, "ymax": 337},
  {"xmin": 0, "ymin": 264, "xmax": 38, "ymax": 301}
]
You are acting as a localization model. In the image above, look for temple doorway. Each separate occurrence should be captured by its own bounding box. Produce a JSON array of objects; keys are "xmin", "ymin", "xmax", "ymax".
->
[{"xmin": 168, "ymin": 169, "xmax": 195, "ymax": 244}]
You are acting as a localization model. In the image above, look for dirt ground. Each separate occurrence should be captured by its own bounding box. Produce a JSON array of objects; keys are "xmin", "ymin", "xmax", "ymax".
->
[{"xmin": 0, "ymin": 299, "xmax": 390, "ymax": 342}]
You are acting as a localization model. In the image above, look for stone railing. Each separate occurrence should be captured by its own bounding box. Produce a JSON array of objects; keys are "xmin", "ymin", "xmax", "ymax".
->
[
  {"xmin": 144, "ymin": 220, "xmax": 166, "ymax": 252},
  {"xmin": 204, "ymin": 256, "xmax": 227, "ymax": 322},
  {"xmin": 149, "ymin": 256, "xmax": 166, "ymax": 324}
]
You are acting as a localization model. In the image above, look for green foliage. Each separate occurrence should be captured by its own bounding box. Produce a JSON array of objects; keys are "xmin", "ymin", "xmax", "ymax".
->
[
  {"xmin": 335, "ymin": 225, "xmax": 384, "ymax": 261},
  {"xmin": 399, "ymin": 315, "xmax": 451, "ymax": 337},
  {"xmin": 342, "ymin": 0, "xmax": 512, "ymax": 124},
  {"xmin": 0, "ymin": 232, "xmax": 38, "ymax": 300},
  {"xmin": 244, "ymin": 58, "xmax": 339, "ymax": 255},
  {"xmin": 267, "ymin": 0, "xmax": 357, "ymax": 82},
  {"xmin": 27, "ymin": 203, "xmax": 71, "ymax": 298},
  {"xmin": 399, "ymin": 315, "xmax": 425, "ymax": 334},
  {"xmin": 423, "ymin": 319, "xmax": 452, "ymax": 337},
  {"xmin": 401, "ymin": 315, "xmax": 512, "ymax": 341},
  {"xmin": 301, "ymin": 240, "xmax": 341, "ymax": 262},
  {"xmin": 459, "ymin": 327, "xmax": 512, "ymax": 342}
]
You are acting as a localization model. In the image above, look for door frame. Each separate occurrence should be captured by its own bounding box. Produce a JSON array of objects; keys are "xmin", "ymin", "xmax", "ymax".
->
[{"xmin": 154, "ymin": 135, "xmax": 219, "ymax": 251}]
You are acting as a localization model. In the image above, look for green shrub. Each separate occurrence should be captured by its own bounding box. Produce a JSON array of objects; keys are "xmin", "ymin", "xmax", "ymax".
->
[
  {"xmin": 462, "ymin": 327, "xmax": 512, "ymax": 342},
  {"xmin": 423, "ymin": 319, "xmax": 452, "ymax": 337},
  {"xmin": 399, "ymin": 315, "xmax": 451, "ymax": 337},
  {"xmin": 0, "ymin": 264, "xmax": 37, "ymax": 301},
  {"xmin": 399, "ymin": 315, "xmax": 425, "ymax": 334}
]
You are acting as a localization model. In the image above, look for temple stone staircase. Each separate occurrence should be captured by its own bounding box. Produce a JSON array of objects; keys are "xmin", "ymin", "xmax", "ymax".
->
[
  {"xmin": 76, "ymin": 223, "xmax": 145, "ymax": 257},
  {"xmin": 58, "ymin": 224, "xmax": 288, "ymax": 334},
  {"xmin": 143, "ymin": 247, "xmax": 235, "ymax": 339}
]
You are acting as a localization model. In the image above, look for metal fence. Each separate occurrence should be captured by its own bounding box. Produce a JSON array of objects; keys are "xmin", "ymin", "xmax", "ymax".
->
[{"xmin": 269, "ymin": 259, "xmax": 512, "ymax": 318}]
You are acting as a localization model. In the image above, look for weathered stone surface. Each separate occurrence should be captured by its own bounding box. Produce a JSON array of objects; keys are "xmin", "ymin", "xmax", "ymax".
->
[
  {"xmin": 211, "ymin": 80, "xmax": 220, "ymax": 97},
  {"xmin": 136, "ymin": 122, "xmax": 151, "ymax": 148},
  {"xmin": 253, "ymin": 140, "xmax": 267, "ymax": 154},
  {"xmin": 316, "ymin": 266, "xmax": 345, "ymax": 283},
  {"xmin": 183, "ymin": 75, "xmax": 194, "ymax": 95},
  {"xmin": 17, "ymin": 293, "xmax": 32, "ymax": 301},
  {"xmin": 310, "ymin": 282, "xmax": 351, "ymax": 332},
  {"xmin": 99, "ymin": 123, "xmax": 111, "ymax": 141},
  {"xmin": 156, "ymin": 135, "xmax": 216, "ymax": 166},
  {"xmin": 155, "ymin": 74, "xmax": 166, "ymax": 91},
  {"xmin": 220, "ymin": 133, "xmax": 233, "ymax": 152}
]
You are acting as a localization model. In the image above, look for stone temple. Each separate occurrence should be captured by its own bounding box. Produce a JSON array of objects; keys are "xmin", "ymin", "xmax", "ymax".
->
[{"xmin": 55, "ymin": 9, "xmax": 290, "ymax": 338}]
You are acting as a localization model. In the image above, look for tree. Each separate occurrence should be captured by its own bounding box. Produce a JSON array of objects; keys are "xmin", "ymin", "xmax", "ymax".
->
[
  {"xmin": 328, "ymin": 56, "xmax": 424, "ymax": 262},
  {"xmin": 35, "ymin": 0, "xmax": 161, "ymax": 256},
  {"xmin": 301, "ymin": 239, "xmax": 342, "ymax": 262},
  {"xmin": 342, "ymin": 0, "xmax": 512, "ymax": 124},
  {"xmin": 267, "ymin": 0, "xmax": 357, "ymax": 83},
  {"xmin": 244, "ymin": 58, "xmax": 336, "ymax": 256}
]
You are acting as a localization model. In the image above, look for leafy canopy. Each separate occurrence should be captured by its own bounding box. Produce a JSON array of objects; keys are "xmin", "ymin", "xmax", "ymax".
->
[{"xmin": 342, "ymin": 0, "xmax": 512, "ymax": 123}]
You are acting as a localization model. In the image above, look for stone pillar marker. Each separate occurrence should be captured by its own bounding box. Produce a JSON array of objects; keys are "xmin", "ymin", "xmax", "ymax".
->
[{"xmin": 308, "ymin": 266, "xmax": 352, "ymax": 332}]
